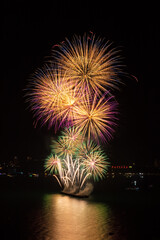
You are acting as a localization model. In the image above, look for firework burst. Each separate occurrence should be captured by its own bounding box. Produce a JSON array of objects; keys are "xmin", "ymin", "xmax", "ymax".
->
[
  {"xmin": 51, "ymin": 127, "xmax": 82, "ymax": 157},
  {"xmin": 54, "ymin": 86, "xmax": 84, "ymax": 128},
  {"xmin": 53, "ymin": 34, "xmax": 122, "ymax": 95},
  {"xmin": 83, "ymin": 150, "xmax": 109, "ymax": 181},
  {"xmin": 45, "ymin": 131, "xmax": 108, "ymax": 190},
  {"xmin": 27, "ymin": 33, "xmax": 125, "ymax": 196},
  {"xmin": 44, "ymin": 154, "xmax": 61, "ymax": 175},
  {"xmin": 27, "ymin": 66, "xmax": 77, "ymax": 129},
  {"xmin": 73, "ymin": 92, "xmax": 118, "ymax": 142},
  {"xmin": 27, "ymin": 65, "xmax": 87, "ymax": 130},
  {"xmin": 77, "ymin": 139, "xmax": 101, "ymax": 160}
]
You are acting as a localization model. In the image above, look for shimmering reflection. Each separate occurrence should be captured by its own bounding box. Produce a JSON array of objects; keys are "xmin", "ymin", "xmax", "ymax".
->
[{"xmin": 31, "ymin": 193, "xmax": 123, "ymax": 240}]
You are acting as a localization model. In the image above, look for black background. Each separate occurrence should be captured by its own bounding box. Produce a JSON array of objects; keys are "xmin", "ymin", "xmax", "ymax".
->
[{"xmin": 2, "ymin": 1, "xmax": 160, "ymax": 167}]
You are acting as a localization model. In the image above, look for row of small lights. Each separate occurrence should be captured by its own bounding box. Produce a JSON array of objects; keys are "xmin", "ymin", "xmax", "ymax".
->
[{"xmin": 111, "ymin": 166, "xmax": 133, "ymax": 169}]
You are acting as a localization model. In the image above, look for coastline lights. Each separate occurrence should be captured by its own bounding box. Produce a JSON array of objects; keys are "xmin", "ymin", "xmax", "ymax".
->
[{"xmin": 111, "ymin": 165, "xmax": 133, "ymax": 169}]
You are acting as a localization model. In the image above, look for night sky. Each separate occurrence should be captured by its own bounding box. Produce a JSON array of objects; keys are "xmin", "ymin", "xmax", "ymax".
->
[{"xmin": 3, "ymin": 1, "xmax": 160, "ymax": 167}]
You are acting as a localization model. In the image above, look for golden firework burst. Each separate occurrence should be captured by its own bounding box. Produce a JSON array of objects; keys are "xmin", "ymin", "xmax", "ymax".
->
[
  {"xmin": 53, "ymin": 34, "xmax": 122, "ymax": 95},
  {"xmin": 73, "ymin": 93, "xmax": 118, "ymax": 142}
]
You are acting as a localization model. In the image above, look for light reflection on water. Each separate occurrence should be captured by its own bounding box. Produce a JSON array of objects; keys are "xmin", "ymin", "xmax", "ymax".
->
[{"xmin": 30, "ymin": 193, "xmax": 122, "ymax": 240}]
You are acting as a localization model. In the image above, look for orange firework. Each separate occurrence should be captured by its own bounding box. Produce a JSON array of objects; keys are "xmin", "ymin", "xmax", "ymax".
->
[
  {"xmin": 28, "ymin": 66, "xmax": 80, "ymax": 129},
  {"xmin": 53, "ymin": 34, "xmax": 122, "ymax": 96},
  {"xmin": 54, "ymin": 85, "xmax": 84, "ymax": 128},
  {"xmin": 73, "ymin": 93, "xmax": 118, "ymax": 142}
]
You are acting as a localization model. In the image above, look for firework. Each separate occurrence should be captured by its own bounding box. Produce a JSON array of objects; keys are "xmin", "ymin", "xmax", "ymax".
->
[
  {"xmin": 45, "ymin": 153, "xmax": 83, "ymax": 189},
  {"xmin": 51, "ymin": 135, "xmax": 73, "ymax": 157},
  {"xmin": 83, "ymin": 150, "xmax": 109, "ymax": 181},
  {"xmin": 53, "ymin": 34, "xmax": 122, "ymax": 95},
  {"xmin": 61, "ymin": 127, "xmax": 83, "ymax": 148},
  {"xmin": 77, "ymin": 139, "xmax": 101, "ymax": 160},
  {"xmin": 45, "ymin": 134, "xmax": 108, "ymax": 191},
  {"xmin": 51, "ymin": 127, "xmax": 82, "ymax": 157},
  {"xmin": 27, "ymin": 66, "xmax": 77, "ymax": 129},
  {"xmin": 27, "ymin": 33, "xmax": 125, "ymax": 196},
  {"xmin": 27, "ymin": 65, "xmax": 88, "ymax": 130},
  {"xmin": 44, "ymin": 154, "xmax": 61, "ymax": 175},
  {"xmin": 54, "ymin": 86, "xmax": 84, "ymax": 128},
  {"xmin": 73, "ymin": 93, "xmax": 118, "ymax": 142}
]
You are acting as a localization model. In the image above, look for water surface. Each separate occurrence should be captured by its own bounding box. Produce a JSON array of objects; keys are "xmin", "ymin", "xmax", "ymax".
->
[{"xmin": 1, "ymin": 189, "xmax": 160, "ymax": 240}]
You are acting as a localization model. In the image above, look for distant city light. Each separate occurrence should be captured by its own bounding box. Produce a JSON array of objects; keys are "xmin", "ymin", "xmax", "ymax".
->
[{"xmin": 111, "ymin": 165, "xmax": 133, "ymax": 169}]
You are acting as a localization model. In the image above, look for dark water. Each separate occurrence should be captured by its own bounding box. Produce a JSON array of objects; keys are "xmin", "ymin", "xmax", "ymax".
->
[{"xmin": 1, "ymin": 187, "xmax": 160, "ymax": 240}]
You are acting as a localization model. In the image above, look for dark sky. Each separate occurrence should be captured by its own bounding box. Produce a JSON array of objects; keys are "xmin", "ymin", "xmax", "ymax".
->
[{"xmin": 3, "ymin": 1, "xmax": 160, "ymax": 166}]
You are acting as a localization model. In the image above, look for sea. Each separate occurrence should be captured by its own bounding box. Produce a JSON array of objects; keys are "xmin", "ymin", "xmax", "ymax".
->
[{"xmin": 0, "ymin": 176, "xmax": 160, "ymax": 240}]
